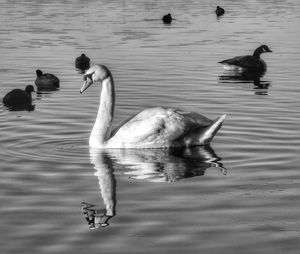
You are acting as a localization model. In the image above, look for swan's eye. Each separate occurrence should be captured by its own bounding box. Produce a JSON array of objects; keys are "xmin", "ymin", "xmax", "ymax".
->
[{"xmin": 83, "ymin": 72, "xmax": 94, "ymax": 81}]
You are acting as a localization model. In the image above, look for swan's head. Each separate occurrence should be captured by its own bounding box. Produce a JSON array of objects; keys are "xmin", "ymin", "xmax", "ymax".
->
[{"xmin": 80, "ymin": 65, "xmax": 110, "ymax": 93}]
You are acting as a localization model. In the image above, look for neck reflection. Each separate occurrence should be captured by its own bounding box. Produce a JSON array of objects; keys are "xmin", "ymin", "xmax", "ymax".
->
[{"xmin": 81, "ymin": 148, "xmax": 116, "ymax": 229}]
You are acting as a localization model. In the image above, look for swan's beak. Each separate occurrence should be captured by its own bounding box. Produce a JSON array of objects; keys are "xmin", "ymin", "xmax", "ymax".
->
[{"xmin": 80, "ymin": 77, "xmax": 93, "ymax": 93}]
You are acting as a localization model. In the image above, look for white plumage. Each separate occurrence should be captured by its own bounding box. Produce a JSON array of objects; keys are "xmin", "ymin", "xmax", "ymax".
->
[{"xmin": 80, "ymin": 65, "xmax": 226, "ymax": 148}]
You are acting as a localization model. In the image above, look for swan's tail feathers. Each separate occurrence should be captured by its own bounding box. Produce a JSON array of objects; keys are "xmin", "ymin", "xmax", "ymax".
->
[{"xmin": 200, "ymin": 114, "xmax": 226, "ymax": 145}]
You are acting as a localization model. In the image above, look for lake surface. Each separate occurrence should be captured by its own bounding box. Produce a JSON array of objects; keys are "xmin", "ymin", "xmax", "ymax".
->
[{"xmin": 1, "ymin": 0, "xmax": 300, "ymax": 253}]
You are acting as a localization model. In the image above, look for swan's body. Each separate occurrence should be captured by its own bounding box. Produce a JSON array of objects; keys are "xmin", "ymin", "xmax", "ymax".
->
[
  {"xmin": 219, "ymin": 45, "xmax": 272, "ymax": 73},
  {"xmin": 80, "ymin": 65, "xmax": 226, "ymax": 149}
]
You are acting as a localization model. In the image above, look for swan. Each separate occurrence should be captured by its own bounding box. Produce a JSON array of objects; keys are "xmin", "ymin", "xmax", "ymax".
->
[
  {"xmin": 35, "ymin": 69, "xmax": 60, "ymax": 90},
  {"xmin": 219, "ymin": 45, "xmax": 272, "ymax": 73},
  {"xmin": 75, "ymin": 53, "xmax": 90, "ymax": 71},
  {"xmin": 3, "ymin": 85, "xmax": 35, "ymax": 109},
  {"xmin": 162, "ymin": 13, "xmax": 172, "ymax": 24},
  {"xmin": 80, "ymin": 64, "xmax": 226, "ymax": 149},
  {"xmin": 215, "ymin": 6, "xmax": 225, "ymax": 16}
]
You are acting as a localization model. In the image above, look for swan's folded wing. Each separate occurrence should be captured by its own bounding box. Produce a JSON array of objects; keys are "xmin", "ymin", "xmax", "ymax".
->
[{"xmin": 110, "ymin": 107, "xmax": 212, "ymax": 145}]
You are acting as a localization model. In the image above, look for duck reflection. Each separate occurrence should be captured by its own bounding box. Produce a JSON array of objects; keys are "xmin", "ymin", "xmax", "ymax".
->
[
  {"xmin": 81, "ymin": 146, "xmax": 226, "ymax": 229},
  {"xmin": 219, "ymin": 70, "xmax": 271, "ymax": 95}
]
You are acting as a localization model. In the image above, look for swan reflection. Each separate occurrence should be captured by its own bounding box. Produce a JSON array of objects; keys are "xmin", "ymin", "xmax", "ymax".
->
[
  {"xmin": 219, "ymin": 70, "xmax": 271, "ymax": 95},
  {"xmin": 81, "ymin": 146, "xmax": 226, "ymax": 229}
]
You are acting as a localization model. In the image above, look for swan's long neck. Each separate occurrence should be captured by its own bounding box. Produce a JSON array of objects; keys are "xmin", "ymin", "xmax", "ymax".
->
[{"xmin": 90, "ymin": 76, "xmax": 115, "ymax": 147}]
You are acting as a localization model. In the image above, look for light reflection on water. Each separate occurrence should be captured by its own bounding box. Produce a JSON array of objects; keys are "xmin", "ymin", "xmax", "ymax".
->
[{"xmin": 0, "ymin": 0, "xmax": 300, "ymax": 253}]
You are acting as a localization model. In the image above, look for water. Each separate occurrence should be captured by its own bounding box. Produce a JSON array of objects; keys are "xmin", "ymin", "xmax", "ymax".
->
[{"xmin": 0, "ymin": 0, "xmax": 300, "ymax": 253}]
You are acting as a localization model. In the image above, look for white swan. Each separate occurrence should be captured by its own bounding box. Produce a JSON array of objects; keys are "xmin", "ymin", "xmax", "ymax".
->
[{"xmin": 80, "ymin": 65, "xmax": 226, "ymax": 148}]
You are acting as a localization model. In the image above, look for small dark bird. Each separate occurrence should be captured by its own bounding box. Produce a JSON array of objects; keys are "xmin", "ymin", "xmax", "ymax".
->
[
  {"xmin": 215, "ymin": 6, "xmax": 225, "ymax": 16},
  {"xmin": 219, "ymin": 45, "xmax": 272, "ymax": 73},
  {"xmin": 162, "ymin": 13, "xmax": 172, "ymax": 24},
  {"xmin": 35, "ymin": 69, "xmax": 60, "ymax": 90},
  {"xmin": 3, "ymin": 85, "xmax": 35, "ymax": 110},
  {"xmin": 75, "ymin": 53, "xmax": 90, "ymax": 71}
]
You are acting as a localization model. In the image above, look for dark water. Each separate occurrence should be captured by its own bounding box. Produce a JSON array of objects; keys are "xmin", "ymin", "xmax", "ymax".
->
[{"xmin": 0, "ymin": 0, "xmax": 300, "ymax": 253}]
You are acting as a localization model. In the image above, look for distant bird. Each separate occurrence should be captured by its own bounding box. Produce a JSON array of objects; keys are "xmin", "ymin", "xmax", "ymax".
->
[
  {"xmin": 35, "ymin": 69, "xmax": 60, "ymax": 90},
  {"xmin": 215, "ymin": 6, "xmax": 225, "ymax": 16},
  {"xmin": 3, "ymin": 85, "xmax": 35, "ymax": 110},
  {"xmin": 162, "ymin": 13, "xmax": 172, "ymax": 24},
  {"xmin": 75, "ymin": 53, "xmax": 90, "ymax": 71},
  {"xmin": 219, "ymin": 45, "xmax": 272, "ymax": 73}
]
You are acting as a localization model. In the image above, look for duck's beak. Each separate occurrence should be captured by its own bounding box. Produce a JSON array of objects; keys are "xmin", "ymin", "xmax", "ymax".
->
[{"xmin": 264, "ymin": 47, "xmax": 272, "ymax": 53}]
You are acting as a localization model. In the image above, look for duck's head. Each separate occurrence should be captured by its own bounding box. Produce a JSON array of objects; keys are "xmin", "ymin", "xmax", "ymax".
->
[
  {"xmin": 260, "ymin": 45, "xmax": 272, "ymax": 53},
  {"xmin": 253, "ymin": 45, "xmax": 272, "ymax": 57},
  {"xmin": 25, "ymin": 85, "xmax": 35, "ymax": 93},
  {"xmin": 80, "ymin": 65, "xmax": 111, "ymax": 93}
]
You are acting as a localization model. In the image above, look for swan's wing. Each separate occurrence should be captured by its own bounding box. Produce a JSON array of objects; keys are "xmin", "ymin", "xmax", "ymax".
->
[{"xmin": 110, "ymin": 107, "xmax": 212, "ymax": 145}]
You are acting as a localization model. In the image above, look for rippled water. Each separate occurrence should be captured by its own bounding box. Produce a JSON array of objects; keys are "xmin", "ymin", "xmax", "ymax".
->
[{"xmin": 1, "ymin": 0, "xmax": 300, "ymax": 253}]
